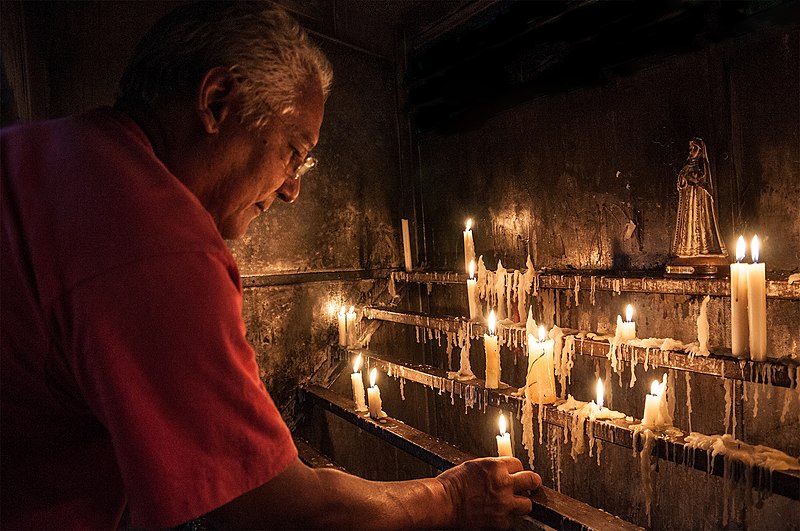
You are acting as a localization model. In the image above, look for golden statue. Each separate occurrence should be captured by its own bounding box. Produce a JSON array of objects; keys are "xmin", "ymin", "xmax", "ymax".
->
[{"xmin": 665, "ymin": 138, "xmax": 728, "ymax": 277}]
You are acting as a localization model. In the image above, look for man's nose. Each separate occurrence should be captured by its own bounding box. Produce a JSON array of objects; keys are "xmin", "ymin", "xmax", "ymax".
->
[{"xmin": 277, "ymin": 175, "xmax": 301, "ymax": 203}]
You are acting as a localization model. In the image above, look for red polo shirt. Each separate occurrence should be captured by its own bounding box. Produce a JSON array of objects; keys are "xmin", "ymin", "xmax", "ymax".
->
[{"xmin": 1, "ymin": 108, "xmax": 297, "ymax": 528}]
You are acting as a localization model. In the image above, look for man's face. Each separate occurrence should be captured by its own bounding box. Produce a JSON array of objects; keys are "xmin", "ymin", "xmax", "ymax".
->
[{"xmin": 207, "ymin": 80, "xmax": 325, "ymax": 239}]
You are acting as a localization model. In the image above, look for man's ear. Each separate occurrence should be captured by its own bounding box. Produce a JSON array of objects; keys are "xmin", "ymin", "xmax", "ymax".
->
[{"xmin": 197, "ymin": 67, "xmax": 239, "ymax": 134}]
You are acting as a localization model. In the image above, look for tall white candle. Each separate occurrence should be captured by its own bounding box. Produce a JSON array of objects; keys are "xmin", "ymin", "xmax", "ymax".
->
[
  {"xmin": 463, "ymin": 219, "xmax": 476, "ymax": 275},
  {"xmin": 730, "ymin": 236, "xmax": 749, "ymax": 357},
  {"xmin": 346, "ymin": 306, "xmax": 357, "ymax": 347},
  {"xmin": 746, "ymin": 235, "xmax": 767, "ymax": 361},
  {"xmin": 401, "ymin": 218, "xmax": 412, "ymax": 272},
  {"xmin": 467, "ymin": 260, "xmax": 480, "ymax": 320},
  {"xmin": 351, "ymin": 354, "xmax": 368, "ymax": 412},
  {"xmin": 496, "ymin": 414, "xmax": 513, "ymax": 457},
  {"xmin": 642, "ymin": 379, "xmax": 662, "ymax": 428},
  {"xmin": 484, "ymin": 310, "xmax": 500, "ymax": 389},
  {"xmin": 616, "ymin": 304, "xmax": 636, "ymax": 341},
  {"xmin": 526, "ymin": 326, "xmax": 556, "ymax": 403},
  {"xmin": 495, "ymin": 260, "xmax": 506, "ymax": 320},
  {"xmin": 337, "ymin": 305, "xmax": 347, "ymax": 347},
  {"xmin": 367, "ymin": 367, "xmax": 384, "ymax": 419}
]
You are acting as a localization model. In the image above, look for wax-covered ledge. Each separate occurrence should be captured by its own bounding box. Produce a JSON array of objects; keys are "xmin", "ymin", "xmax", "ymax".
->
[
  {"xmin": 360, "ymin": 307, "xmax": 800, "ymax": 389},
  {"xmin": 340, "ymin": 349, "xmax": 800, "ymax": 501},
  {"xmin": 390, "ymin": 270, "xmax": 800, "ymax": 300}
]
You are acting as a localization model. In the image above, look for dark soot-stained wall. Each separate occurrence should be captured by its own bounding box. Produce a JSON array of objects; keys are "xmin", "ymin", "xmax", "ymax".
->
[{"xmin": 412, "ymin": 14, "xmax": 800, "ymax": 274}]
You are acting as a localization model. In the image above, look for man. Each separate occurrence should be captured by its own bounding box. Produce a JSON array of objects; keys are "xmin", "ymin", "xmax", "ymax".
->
[{"xmin": 1, "ymin": 3, "xmax": 541, "ymax": 528}]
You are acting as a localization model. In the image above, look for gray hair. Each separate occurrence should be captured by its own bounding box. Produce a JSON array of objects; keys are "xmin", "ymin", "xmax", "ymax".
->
[{"xmin": 117, "ymin": 1, "xmax": 333, "ymax": 128}]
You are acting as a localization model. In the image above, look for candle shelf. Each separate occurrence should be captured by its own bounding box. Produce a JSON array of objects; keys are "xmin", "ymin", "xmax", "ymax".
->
[
  {"xmin": 391, "ymin": 270, "xmax": 800, "ymax": 300},
  {"xmin": 342, "ymin": 348, "xmax": 800, "ymax": 500},
  {"xmin": 361, "ymin": 307, "xmax": 800, "ymax": 389},
  {"xmin": 300, "ymin": 384, "xmax": 643, "ymax": 531}
]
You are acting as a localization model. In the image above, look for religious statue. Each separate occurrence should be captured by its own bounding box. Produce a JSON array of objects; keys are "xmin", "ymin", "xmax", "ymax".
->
[{"xmin": 665, "ymin": 138, "xmax": 728, "ymax": 278}]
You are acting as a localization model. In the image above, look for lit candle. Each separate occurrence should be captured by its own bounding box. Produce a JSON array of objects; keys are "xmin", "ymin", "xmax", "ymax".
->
[
  {"xmin": 496, "ymin": 414, "xmax": 513, "ymax": 457},
  {"xmin": 730, "ymin": 236, "xmax": 749, "ymax": 357},
  {"xmin": 466, "ymin": 260, "xmax": 480, "ymax": 320},
  {"xmin": 337, "ymin": 305, "xmax": 347, "ymax": 347},
  {"xmin": 346, "ymin": 306, "xmax": 357, "ymax": 347},
  {"xmin": 596, "ymin": 377, "xmax": 604, "ymax": 410},
  {"xmin": 526, "ymin": 325, "xmax": 556, "ymax": 403},
  {"xmin": 463, "ymin": 219, "xmax": 476, "ymax": 275},
  {"xmin": 642, "ymin": 379, "xmax": 662, "ymax": 428},
  {"xmin": 746, "ymin": 235, "xmax": 767, "ymax": 361},
  {"xmin": 401, "ymin": 218, "xmax": 412, "ymax": 272},
  {"xmin": 367, "ymin": 368, "xmax": 384, "ymax": 419},
  {"xmin": 616, "ymin": 304, "xmax": 636, "ymax": 341},
  {"xmin": 351, "ymin": 354, "xmax": 368, "ymax": 412},
  {"xmin": 484, "ymin": 310, "xmax": 500, "ymax": 389}
]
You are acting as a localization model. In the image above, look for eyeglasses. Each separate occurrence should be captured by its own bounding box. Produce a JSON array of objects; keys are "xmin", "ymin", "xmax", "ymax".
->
[{"xmin": 292, "ymin": 154, "xmax": 317, "ymax": 181}]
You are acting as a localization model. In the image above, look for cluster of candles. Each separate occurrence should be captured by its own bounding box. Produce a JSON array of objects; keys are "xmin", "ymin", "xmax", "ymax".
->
[
  {"xmin": 334, "ymin": 304, "xmax": 358, "ymax": 347},
  {"xmin": 350, "ymin": 354, "xmax": 384, "ymax": 419},
  {"xmin": 730, "ymin": 235, "xmax": 767, "ymax": 360}
]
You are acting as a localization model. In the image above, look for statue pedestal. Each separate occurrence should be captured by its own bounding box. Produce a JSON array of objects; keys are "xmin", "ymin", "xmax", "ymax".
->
[{"xmin": 665, "ymin": 255, "xmax": 728, "ymax": 278}]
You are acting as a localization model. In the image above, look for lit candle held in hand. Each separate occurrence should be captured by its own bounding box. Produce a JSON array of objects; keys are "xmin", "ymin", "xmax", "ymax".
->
[
  {"xmin": 496, "ymin": 414, "xmax": 513, "ymax": 457},
  {"xmin": 484, "ymin": 310, "xmax": 500, "ymax": 389},
  {"xmin": 730, "ymin": 236, "xmax": 749, "ymax": 357},
  {"xmin": 351, "ymin": 354, "xmax": 367, "ymax": 412},
  {"xmin": 746, "ymin": 235, "xmax": 767, "ymax": 361}
]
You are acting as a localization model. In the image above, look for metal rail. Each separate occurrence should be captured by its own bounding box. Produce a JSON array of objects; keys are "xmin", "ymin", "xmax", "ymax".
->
[
  {"xmin": 361, "ymin": 307, "xmax": 800, "ymax": 389},
  {"xmin": 342, "ymin": 349, "xmax": 800, "ymax": 501}
]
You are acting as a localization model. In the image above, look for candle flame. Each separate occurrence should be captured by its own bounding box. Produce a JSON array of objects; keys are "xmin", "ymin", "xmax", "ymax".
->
[
  {"xmin": 348, "ymin": 306, "xmax": 355, "ymax": 314},
  {"xmin": 353, "ymin": 353, "xmax": 362, "ymax": 373},
  {"xmin": 328, "ymin": 302, "xmax": 336, "ymax": 318},
  {"xmin": 488, "ymin": 310, "xmax": 496, "ymax": 335},
  {"xmin": 466, "ymin": 218, "xmax": 472, "ymax": 231},
  {"xmin": 735, "ymin": 236, "xmax": 745, "ymax": 263},
  {"xmin": 469, "ymin": 259, "xmax": 475, "ymax": 279},
  {"xmin": 751, "ymin": 234, "xmax": 760, "ymax": 263},
  {"xmin": 538, "ymin": 325, "xmax": 546, "ymax": 342},
  {"xmin": 650, "ymin": 380, "xmax": 661, "ymax": 396},
  {"xmin": 339, "ymin": 305, "xmax": 346, "ymax": 316},
  {"xmin": 625, "ymin": 304, "xmax": 633, "ymax": 323},
  {"xmin": 596, "ymin": 378, "xmax": 604, "ymax": 410},
  {"xmin": 370, "ymin": 367, "xmax": 377, "ymax": 388},
  {"xmin": 498, "ymin": 414, "xmax": 507, "ymax": 436}
]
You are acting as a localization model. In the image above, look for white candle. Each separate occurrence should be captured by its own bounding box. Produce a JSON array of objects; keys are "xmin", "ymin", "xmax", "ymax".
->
[
  {"xmin": 642, "ymin": 379, "xmax": 662, "ymax": 428},
  {"xmin": 484, "ymin": 310, "xmax": 500, "ymax": 389},
  {"xmin": 401, "ymin": 218, "xmax": 412, "ymax": 272},
  {"xmin": 746, "ymin": 235, "xmax": 767, "ymax": 361},
  {"xmin": 346, "ymin": 306, "xmax": 357, "ymax": 347},
  {"xmin": 526, "ymin": 326, "xmax": 556, "ymax": 403},
  {"xmin": 467, "ymin": 260, "xmax": 480, "ymax": 320},
  {"xmin": 337, "ymin": 305, "xmax": 347, "ymax": 347},
  {"xmin": 367, "ymin": 367, "xmax": 384, "ymax": 419},
  {"xmin": 496, "ymin": 414, "xmax": 513, "ymax": 457},
  {"xmin": 616, "ymin": 304, "xmax": 636, "ymax": 341},
  {"xmin": 596, "ymin": 377, "xmax": 604, "ymax": 410},
  {"xmin": 351, "ymin": 354, "xmax": 367, "ymax": 412},
  {"xmin": 495, "ymin": 260, "xmax": 506, "ymax": 320},
  {"xmin": 463, "ymin": 219, "xmax": 476, "ymax": 275},
  {"xmin": 730, "ymin": 236, "xmax": 749, "ymax": 357}
]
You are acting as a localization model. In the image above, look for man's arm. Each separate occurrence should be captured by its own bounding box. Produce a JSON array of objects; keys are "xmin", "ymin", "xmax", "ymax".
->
[{"xmin": 207, "ymin": 456, "xmax": 541, "ymax": 529}]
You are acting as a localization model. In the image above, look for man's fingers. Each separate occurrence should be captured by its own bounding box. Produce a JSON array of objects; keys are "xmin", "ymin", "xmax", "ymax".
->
[
  {"xmin": 496, "ymin": 456, "xmax": 524, "ymax": 473},
  {"xmin": 511, "ymin": 494, "xmax": 533, "ymax": 515},
  {"xmin": 511, "ymin": 470, "xmax": 542, "ymax": 492}
]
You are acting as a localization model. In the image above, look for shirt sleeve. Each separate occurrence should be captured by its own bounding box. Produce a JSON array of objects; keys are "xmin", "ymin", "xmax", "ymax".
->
[{"xmin": 54, "ymin": 251, "xmax": 297, "ymax": 528}]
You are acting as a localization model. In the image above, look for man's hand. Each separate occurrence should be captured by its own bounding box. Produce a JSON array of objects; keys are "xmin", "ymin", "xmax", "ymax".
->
[{"xmin": 436, "ymin": 457, "xmax": 542, "ymax": 529}]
